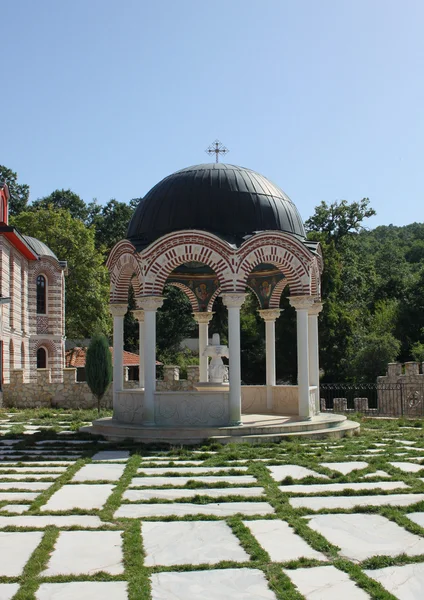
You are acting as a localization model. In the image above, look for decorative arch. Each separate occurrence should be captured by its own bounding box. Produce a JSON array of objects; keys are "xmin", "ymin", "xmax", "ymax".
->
[
  {"xmin": 207, "ymin": 287, "xmax": 222, "ymax": 312},
  {"xmin": 269, "ymin": 278, "xmax": 288, "ymax": 309},
  {"xmin": 167, "ymin": 282, "xmax": 199, "ymax": 312},
  {"xmin": 237, "ymin": 233, "xmax": 314, "ymax": 296},
  {"xmin": 108, "ymin": 250, "xmax": 143, "ymax": 303},
  {"xmin": 142, "ymin": 231, "xmax": 234, "ymax": 296},
  {"xmin": 245, "ymin": 283, "xmax": 262, "ymax": 307},
  {"xmin": 310, "ymin": 258, "xmax": 321, "ymax": 299},
  {"xmin": 37, "ymin": 346, "xmax": 47, "ymax": 369}
]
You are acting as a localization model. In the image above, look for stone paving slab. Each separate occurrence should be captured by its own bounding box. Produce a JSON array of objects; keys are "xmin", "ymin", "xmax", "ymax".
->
[
  {"xmin": 0, "ymin": 515, "xmax": 106, "ymax": 528},
  {"xmin": 291, "ymin": 493, "xmax": 424, "ymax": 510},
  {"xmin": 115, "ymin": 501, "xmax": 274, "ymax": 518},
  {"xmin": 390, "ymin": 461, "xmax": 424, "ymax": 473},
  {"xmin": 0, "ymin": 473, "xmax": 60, "ymax": 480},
  {"xmin": 41, "ymin": 484, "xmax": 114, "ymax": 511},
  {"xmin": 36, "ymin": 581, "xmax": 128, "ymax": 600},
  {"xmin": 0, "ymin": 504, "xmax": 30, "ymax": 514},
  {"xmin": 0, "ymin": 482, "xmax": 51, "ymax": 490},
  {"xmin": 0, "ymin": 492, "xmax": 39, "ymax": 501},
  {"xmin": 137, "ymin": 466, "xmax": 249, "ymax": 475},
  {"xmin": 150, "ymin": 567, "xmax": 277, "ymax": 600},
  {"xmin": 0, "ymin": 531, "xmax": 43, "ymax": 575},
  {"xmin": 130, "ymin": 475, "xmax": 257, "ymax": 487},
  {"xmin": 364, "ymin": 562, "xmax": 424, "ymax": 598},
  {"xmin": 71, "ymin": 463, "xmax": 126, "ymax": 482},
  {"xmin": 0, "ymin": 466, "xmax": 67, "ymax": 473},
  {"xmin": 405, "ymin": 512, "xmax": 424, "ymax": 528},
  {"xmin": 285, "ymin": 565, "xmax": 370, "ymax": 598},
  {"xmin": 320, "ymin": 461, "xmax": 369, "ymax": 474},
  {"xmin": 268, "ymin": 465, "xmax": 328, "ymax": 481},
  {"xmin": 123, "ymin": 486, "xmax": 265, "ymax": 501},
  {"xmin": 0, "ymin": 584, "xmax": 20, "ymax": 599},
  {"xmin": 143, "ymin": 521, "xmax": 249, "ymax": 566},
  {"xmin": 279, "ymin": 481, "xmax": 408, "ymax": 495},
  {"xmin": 43, "ymin": 531, "xmax": 124, "ymax": 575},
  {"xmin": 361, "ymin": 470, "xmax": 391, "ymax": 478},
  {"xmin": 244, "ymin": 519, "xmax": 327, "ymax": 562},
  {"xmin": 91, "ymin": 450, "xmax": 129, "ymax": 461},
  {"xmin": 306, "ymin": 513, "xmax": 424, "ymax": 561}
]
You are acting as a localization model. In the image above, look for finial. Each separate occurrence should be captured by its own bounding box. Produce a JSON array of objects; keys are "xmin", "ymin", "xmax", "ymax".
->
[{"xmin": 205, "ymin": 139, "xmax": 229, "ymax": 163}]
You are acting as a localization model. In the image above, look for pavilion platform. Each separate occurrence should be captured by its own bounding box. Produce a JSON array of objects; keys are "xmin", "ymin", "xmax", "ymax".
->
[{"xmin": 82, "ymin": 412, "xmax": 360, "ymax": 445}]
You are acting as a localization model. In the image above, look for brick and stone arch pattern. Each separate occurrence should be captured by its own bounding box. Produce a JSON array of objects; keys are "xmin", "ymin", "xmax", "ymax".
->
[
  {"xmin": 107, "ymin": 230, "xmax": 322, "ymax": 304},
  {"xmin": 29, "ymin": 258, "xmax": 64, "ymax": 337},
  {"xmin": 167, "ymin": 282, "xmax": 199, "ymax": 312},
  {"xmin": 107, "ymin": 241, "xmax": 143, "ymax": 304},
  {"xmin": 29, "ymin": 338, "xmax": 64, "ymax": 383}
]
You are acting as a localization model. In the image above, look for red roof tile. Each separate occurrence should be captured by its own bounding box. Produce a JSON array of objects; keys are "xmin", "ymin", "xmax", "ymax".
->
[{"xmin": 65, "ymin": 347, "xmax": 162, "ymax": 368}]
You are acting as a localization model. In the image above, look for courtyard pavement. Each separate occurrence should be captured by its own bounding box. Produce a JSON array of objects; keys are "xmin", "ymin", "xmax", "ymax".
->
[{"xmin": 0, "ymin": 414, "xmax": 424, "ymax": 598}]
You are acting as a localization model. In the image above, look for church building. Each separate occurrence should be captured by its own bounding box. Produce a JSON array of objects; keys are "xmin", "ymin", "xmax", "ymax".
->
[{"xmin": 0, "ymin": 182, "xmax": 66, "ymax": 390}]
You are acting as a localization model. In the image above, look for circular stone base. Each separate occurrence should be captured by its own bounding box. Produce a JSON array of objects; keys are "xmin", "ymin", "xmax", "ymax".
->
[{"xmin": 80, "ymin": 413, "xmax": 360, "ymax": 445}]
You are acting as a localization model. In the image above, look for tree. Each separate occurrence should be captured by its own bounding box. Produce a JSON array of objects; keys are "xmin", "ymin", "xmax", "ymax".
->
[
  {"xmin": 305, "ymin": 198, "xmax": 376, "ymax": 248},
  {"xmin": 0, "ymin": 165, "xmax": 30, "ymax": 216},
  {"xmin": 90, "ymin": 198, "xmax": 138, "ymax": 252},
  {"xmin": 85, "ymin": 333, "xmax": 112, "ymax": 413},
  {"xmin": 31, "ymin": 189, "xmax": 89, "ymax": 222},
  {"xmin": 156, "ymin": 286, "xmax": 196, "ymax": 361},
  {"xmin": 11, "ymin": 207, "xmax": 111, "ymax": 338}
]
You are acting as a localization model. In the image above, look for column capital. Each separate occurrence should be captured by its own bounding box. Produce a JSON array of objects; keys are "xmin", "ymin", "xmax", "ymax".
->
[
  {"xmin": 109, "ymin": 303, "xmax": 127, "ymax": 318},
  {"xmin": 308, "ymin": 301, "xmax": 323, "ymax": 316},
  {"xmin": 132, "ymin": 309, "xmax": 144, "ymax": 322},
  {"xmin": 258, "ymin": 308, "xmax": 282, "ymax": 322},
  {"xmin": 137, "ymin": 296, "xmax": 164, "ymax": 312},
  {"xmin": 289, "ymin": 295, "xmax": 315, "ymax": 311},
  {"xmin": 221, "ymin": 292, "xmax": 247, "ymax": 309},
  {"xmin": 192, "ymin": 311, "xmax": 214, "ymax": 324}
]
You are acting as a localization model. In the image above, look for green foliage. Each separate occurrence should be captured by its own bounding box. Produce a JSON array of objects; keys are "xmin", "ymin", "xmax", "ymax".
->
[
  {"xmin": 31, "ymin": 189, "xmax": 90, "ymax": 221},
  {"xmin": 85, "ymin": 333, "xmax": 113, "ymax": 413},
  {"xmin": 11, "ymin": 207, "xmax": 111, "ymax": 338},
  {"xmin": 89, "ymin": 198, "xmax": 138, "ymax": 252},
  {"xmin": 305, "ymin": 198, "xmax": 376, "ymax": 248},
  {"xmin": 0, "ymin": 164, "xmax": 30, "ymax": 216},
  {"xmin": 156, "ymin": 286, "xmax": 196, "ymax": 358}
]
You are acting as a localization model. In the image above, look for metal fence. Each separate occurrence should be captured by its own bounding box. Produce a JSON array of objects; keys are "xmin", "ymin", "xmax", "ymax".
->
[{"xmin": 320, "ymin": 382, "xmax": 424, "ymax": 417}]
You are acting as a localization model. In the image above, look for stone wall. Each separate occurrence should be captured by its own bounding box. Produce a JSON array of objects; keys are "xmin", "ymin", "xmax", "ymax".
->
[
  {"xmin": 377, "ymin": 362, "xmax": 424, "ymax": 416},
  {"xmin": 2, "ymin": 365, "xmax": 201, "ymax": 409}
]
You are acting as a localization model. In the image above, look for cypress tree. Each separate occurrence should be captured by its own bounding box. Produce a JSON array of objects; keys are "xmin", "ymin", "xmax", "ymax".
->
[{"xmin": 85, "ymin": 333, "xmax": 113, "ymax": 414}]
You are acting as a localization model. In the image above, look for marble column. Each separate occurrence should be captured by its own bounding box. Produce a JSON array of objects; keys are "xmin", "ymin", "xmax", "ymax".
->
[
  {"xmin": 222, "ymin": 293, "xmax": 247, "ymax": 426},
  {"xmin": 192, "ymin": 312, "xmax": 214, "ymax": 383},
  {"xmin": 132, "ymin": 309, "xmax": 145, "ymax": 388},
  {"xmin": 308, "ymin": 301, "xmax": 323, "ymax": 414},
  {"xmin": 258, "ymin": 308, "xmax": 281, "ymax": 409},
  {"xmin": 137, "ymin": 296, "xmax": 164, "ymax": 426},
  {"xmin": 289, "ymin": 296, "xmax": 315, "ymax": 418},
  {"xmin": 109, "ymin": 304, "xmax": 127, "ymax": 398}
]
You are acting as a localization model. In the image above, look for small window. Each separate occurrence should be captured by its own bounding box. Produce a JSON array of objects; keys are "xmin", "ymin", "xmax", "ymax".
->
[
  {"xmin": 37, "ymin": 347, "xmax": 47, "ymax": 369},
  {"xmin": 37, "ymin": 275, "xmax": 46, "ymax": 314}
]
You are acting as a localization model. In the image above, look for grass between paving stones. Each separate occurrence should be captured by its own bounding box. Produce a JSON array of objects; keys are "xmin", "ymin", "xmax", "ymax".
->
[
  {"xmin": 100, "ymin": 454, "xmax": 142, "ymax": 522},
  {"xmin": 2, "ymin": 413, "xmax": 424, "ymax": 599},
  {"xmin": 10, "ymin": 526, "xmax": 59, "ymax": 599},
  {"xmin": 26, "ymin": 458, "xmax": 88, "ymax": 513}
]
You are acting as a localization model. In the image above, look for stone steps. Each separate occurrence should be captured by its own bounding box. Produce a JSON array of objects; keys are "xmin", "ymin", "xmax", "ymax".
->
[
  {"xmin": 82, "ymin": 413, "xmax": 360, "ymax": 445},
  {"xmin": 210, "ymin": 420, "xmax": 360, "ymax": 444}
]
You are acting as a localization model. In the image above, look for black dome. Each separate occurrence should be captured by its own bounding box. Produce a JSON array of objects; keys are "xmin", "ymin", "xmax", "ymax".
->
[{"xmin": 127, "ymin": 163, "xmax": 306, "ymax": 250}]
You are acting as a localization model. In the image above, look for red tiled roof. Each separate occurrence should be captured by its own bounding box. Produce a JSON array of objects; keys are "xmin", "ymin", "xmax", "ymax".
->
[{"xmin": 65, "ymin": 347, "xmax": 162, "ymax": 368}]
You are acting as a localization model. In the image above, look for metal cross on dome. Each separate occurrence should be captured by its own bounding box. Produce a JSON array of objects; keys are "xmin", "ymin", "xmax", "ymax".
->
[{"xmin": 205, "ymin": 139, "xmax": 229, "ymax": 163}]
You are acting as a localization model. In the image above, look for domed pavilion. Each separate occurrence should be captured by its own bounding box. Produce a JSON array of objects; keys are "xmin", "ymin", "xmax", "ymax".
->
[{"xmin": 90, "ymin": 162, "xmax": 358, "ymax": 442}]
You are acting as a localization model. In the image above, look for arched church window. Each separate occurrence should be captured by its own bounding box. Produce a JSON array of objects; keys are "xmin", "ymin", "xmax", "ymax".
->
[
  {"xmin": 37, "ymin": 347, "xmax": 47, "ymax": 369},
  {"xmin": 37, "ymin": 275, "xmax": 46, "ymax": 314}
]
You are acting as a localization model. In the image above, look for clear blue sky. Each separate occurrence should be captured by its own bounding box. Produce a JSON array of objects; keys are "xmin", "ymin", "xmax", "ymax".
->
[{"xmin": 2, "ymin": 0, "xmax": 423, "ymax": 228}]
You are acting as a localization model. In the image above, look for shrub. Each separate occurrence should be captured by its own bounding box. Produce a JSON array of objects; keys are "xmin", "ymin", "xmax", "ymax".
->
[{"xmin": 85, "ymin": 333, "xmax": 113, "ymax": 414}]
